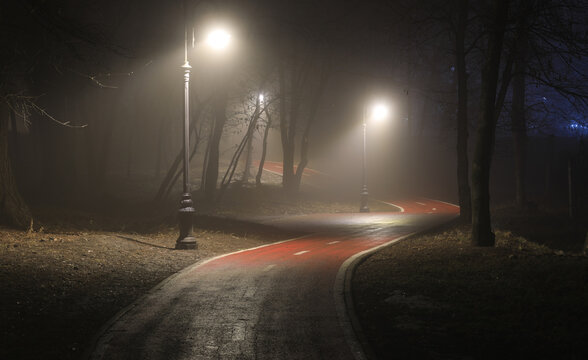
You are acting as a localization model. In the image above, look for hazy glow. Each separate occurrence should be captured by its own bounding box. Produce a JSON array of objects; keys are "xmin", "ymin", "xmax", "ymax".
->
[
  {"xmin": 370, "ymin": 103, "xmax": 390, "ymax": 122},
  {"xmin": 259, "ymin": 94, "xmax": 264, "ymax": 103},
  {"xmin": 206, "ymin": 29, "xmax": 231, "ymax": 50}
]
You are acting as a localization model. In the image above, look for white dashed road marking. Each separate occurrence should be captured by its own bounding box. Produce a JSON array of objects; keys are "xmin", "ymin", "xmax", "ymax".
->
[
  {"xmin": 416, "ymin": 202, "xmax": 427, "ymax": 206},
  {"xmin": 263, "ymin": 264, "xmax": 276, "ymax": 272},
  {"xmin": 327, "ymin": 241, "xmax": 340, "ymax": 245},
  {"xmin": 294, "ymin": 250, "xmax": 310, "ymax": 256}
]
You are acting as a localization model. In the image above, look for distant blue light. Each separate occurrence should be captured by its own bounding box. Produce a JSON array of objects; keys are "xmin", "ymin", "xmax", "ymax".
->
[{"xmin": 569, "ymin": 122, "xmax": 588, "ymax": 132}]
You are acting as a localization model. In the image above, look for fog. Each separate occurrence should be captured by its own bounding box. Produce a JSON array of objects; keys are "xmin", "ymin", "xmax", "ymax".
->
[{"xmin": 3, "ymin": 0, "xmax": 586, "ymax": 215}]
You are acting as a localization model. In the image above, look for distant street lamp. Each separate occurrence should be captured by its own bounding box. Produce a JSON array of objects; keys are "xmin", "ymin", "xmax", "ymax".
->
[
  {"xmin": 176, "ymin": 26, "xmax": 231, "ymax": 250},
  {"xmin": 360, "ymin": 102, "xmax": 389, "ymax": 213},
  {"xmin": 206, "ymin": 29, "xmax": 232, "ymax": 50}
]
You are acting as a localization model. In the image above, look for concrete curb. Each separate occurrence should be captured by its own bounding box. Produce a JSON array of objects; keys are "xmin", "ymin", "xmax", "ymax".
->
[
  {"xmin": 333, "ymin": 232, "xmax": 417, "ymax": 360},
  {"xmin": 334, "ymin": 212, "xmax": 460, "ymax": 360}
]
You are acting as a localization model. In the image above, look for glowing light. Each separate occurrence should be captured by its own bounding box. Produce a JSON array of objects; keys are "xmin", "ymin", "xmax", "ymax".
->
[
  {"xmin": 569, "ymin": 122, "xmax": 587, "ymax": 130},
  {"xmin": 371, "ymin": 103, "xmax": 390, "ymax": 122},
  {"xmin": 259, "ymin": 94, "xmax": 264, "ymax": 103},
  {"xmin": 206, "ymin": 29, "xmax": 231, "ymax": 50}
]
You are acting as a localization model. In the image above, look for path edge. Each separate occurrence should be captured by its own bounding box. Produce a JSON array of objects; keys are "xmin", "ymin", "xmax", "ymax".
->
[
  {"xmin": 334, "ymin": 232, "xmax": 417, "ymax": 360},
  {"xmin": 334, "ymin": 214, "xmax": 460, "ymax": 360}
]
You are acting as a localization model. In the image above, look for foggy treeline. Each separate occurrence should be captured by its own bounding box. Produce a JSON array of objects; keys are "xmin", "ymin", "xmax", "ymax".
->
[{"xmin": 1, "ymin": 0, "xmax": 587, "ymax": 246}]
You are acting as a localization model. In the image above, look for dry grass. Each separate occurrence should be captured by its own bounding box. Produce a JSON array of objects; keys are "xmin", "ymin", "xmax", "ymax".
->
[
  {"xmin": 0, "ymin": 226, "xmax": 284, "ymax": 360},
  {"xmin": 1, "ymin": 184, "xmax": 378, "ymax": 360},
  {"xmin": 353, "ymin": 216, "xmax": 588, "ymax": 359}
]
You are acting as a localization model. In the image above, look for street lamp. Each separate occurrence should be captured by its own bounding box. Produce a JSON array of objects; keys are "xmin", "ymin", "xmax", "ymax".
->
[
  {"xmin": 360, "ymin": 102, "xmax": 389, "ymax": 213},
  {"xmin": 206, "ymin": 29, "xmax": 232, "ymax": 50},
  {"xmin": 176, "ymin": 26, "xmax": 232, "ymax": 250}
]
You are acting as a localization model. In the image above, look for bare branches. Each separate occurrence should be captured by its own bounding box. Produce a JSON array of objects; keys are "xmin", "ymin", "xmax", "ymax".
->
[{"xmin": 2, "ymin": 94, "xmax": 87, "ymax": 129}]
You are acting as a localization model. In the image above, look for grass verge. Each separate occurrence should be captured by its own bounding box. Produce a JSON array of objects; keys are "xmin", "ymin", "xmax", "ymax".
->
[
  {"xmin": 353, "ymin": 215, "xmax": 588, "ymax": 359},
  {"xmin": 1, "ymin": 185, "xmax": 387, "ymax": 360}
]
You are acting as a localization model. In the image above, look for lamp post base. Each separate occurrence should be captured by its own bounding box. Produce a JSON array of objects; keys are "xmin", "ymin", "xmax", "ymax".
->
[
  {"xmin": 176, "ymin": 193, "xmax": 197, "ymax": 250},
  {"xmin": 360, "ymin": 186, "xmax": 370, "ymax": 213}
]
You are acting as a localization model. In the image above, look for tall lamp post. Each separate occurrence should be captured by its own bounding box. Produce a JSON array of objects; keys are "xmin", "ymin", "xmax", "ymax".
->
[
  {"xmin": 176, "ymin": 26, "xmax": 231, "ymax": 250},
  {"xmin": 176, "ymin": 20, "xmax": 197, "ymax": 249},
  {"xmin": 360, "ymin": 102, "xmax": 389, "ymax": 213}
]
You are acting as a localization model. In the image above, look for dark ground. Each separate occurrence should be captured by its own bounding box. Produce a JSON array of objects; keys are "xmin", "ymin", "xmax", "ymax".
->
[
  {"xmin": 0, "ymin": 184, "xmax": 380, "ymax": 360},
  {"xmin": 354, "ymin": 207, "xmax": 588, "ymax": 359},
  {"xmin": 2, "ymin": 184, "xmax": 587, "ymax": 360}
]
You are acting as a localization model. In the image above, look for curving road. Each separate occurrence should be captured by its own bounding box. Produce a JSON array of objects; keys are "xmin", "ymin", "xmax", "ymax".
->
[{"xmin": 89, "ymin": 198, "xmax": 458, "ymax": 360}]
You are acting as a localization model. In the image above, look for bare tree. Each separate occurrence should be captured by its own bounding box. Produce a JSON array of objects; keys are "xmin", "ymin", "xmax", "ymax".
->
[
  {"xmin": 0, "ymin": 0, "xmax": 126, "ymax": 228},
  {"xmin": 471, "ymin": 0, "xmax": 511, "ymax": 247},
  {"xmin": 278, "ymin": 41, "xmax": 331, "ymax": 194},
  {"xmin": 0, "ymin": 101, "xmax": 32, "ymax": 229},
  {"xmin": 256, "ymin": 102, "xmax": 275, "ymax": 187},
  {"xmin": 202, "ymin": 88, "xmax": 229, "ymax": 204},
  {"xmin": 219, "ymin": 87, "xmax": 268, "ymax": 196},
  {"xmin": 154, "ymin": 98, "xmax": 209, "ymax": 203},
  {"xmin": 509, "ymin": 0, "xmax": 588, "ymax": 208},
  {"xmin": 455, "ymin": 0, "xmax": 473, "ymax": 221}
]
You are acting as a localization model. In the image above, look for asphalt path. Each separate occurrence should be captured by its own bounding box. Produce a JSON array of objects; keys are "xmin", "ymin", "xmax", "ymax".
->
[
  {"xmin": 89, "ymin": 199, "xmax": 458, "ymax": 360},
  {"xmin": 89, "ymin": 163, "xmax": 459, "ymax": 359}
]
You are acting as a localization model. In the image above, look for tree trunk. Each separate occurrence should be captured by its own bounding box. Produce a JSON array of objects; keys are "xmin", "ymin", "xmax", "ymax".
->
[
  {"xmin": 154, "ymin": 102, "xmax": 205, "ymax": 203},
  {"xmin": 0, "ymin": 102, "xmax": 32, "ymax": 229},
  {"xmin": 471, "ymin": 0, "xmax": 509, "ymax": 247},
  {"xmin": 294, "ymin": 65, "xmax": 330, "ymax": 188},
  {"xmin": 219, "ymin": 102, "xmax": 265, "ymax": 197},
  {"xmin": 456, "ymin": 0, "xmax": 472, "ymax": 222},
  {"xmin": 256, "ymin": 108, "xmax": 273, "ymax": 187},
  {"xmin": 203, "ymin": 89, "xmax": 228, "ymax": 204},
  {"xmin": 242, "ymin": 131, "xmax": 254, "ymax": 183},
  {"xmin": 241, "ymin": 91, "xmax": 264, "ymax": 183}
]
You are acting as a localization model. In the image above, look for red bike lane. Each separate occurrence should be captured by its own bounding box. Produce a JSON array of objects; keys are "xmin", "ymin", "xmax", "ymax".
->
[
  {"xmin": 90, "ymin": 201, "xmax": 458, "ymax": 360},
  {"xmin": 89, "ymin": 163, "xmax": 459, "ymax": 360}
]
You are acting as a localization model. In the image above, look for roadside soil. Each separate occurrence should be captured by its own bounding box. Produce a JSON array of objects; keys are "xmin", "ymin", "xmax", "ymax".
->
[
  {"xmin": 0, "ymin": 183, "xmax": 392, "ymax": 360},
  {"xmin": 1, "ymin": 228, "xmax": 271, "ymax": 360},
  {"xmin": 353, "ymin": 207, "xmax": 588, "ymax": 359}
]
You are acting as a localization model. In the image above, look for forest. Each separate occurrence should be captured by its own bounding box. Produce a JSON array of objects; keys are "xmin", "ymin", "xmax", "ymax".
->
[{"xmin": 1, "ymin": 1, "xmax": 588, "ymax": 244}]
